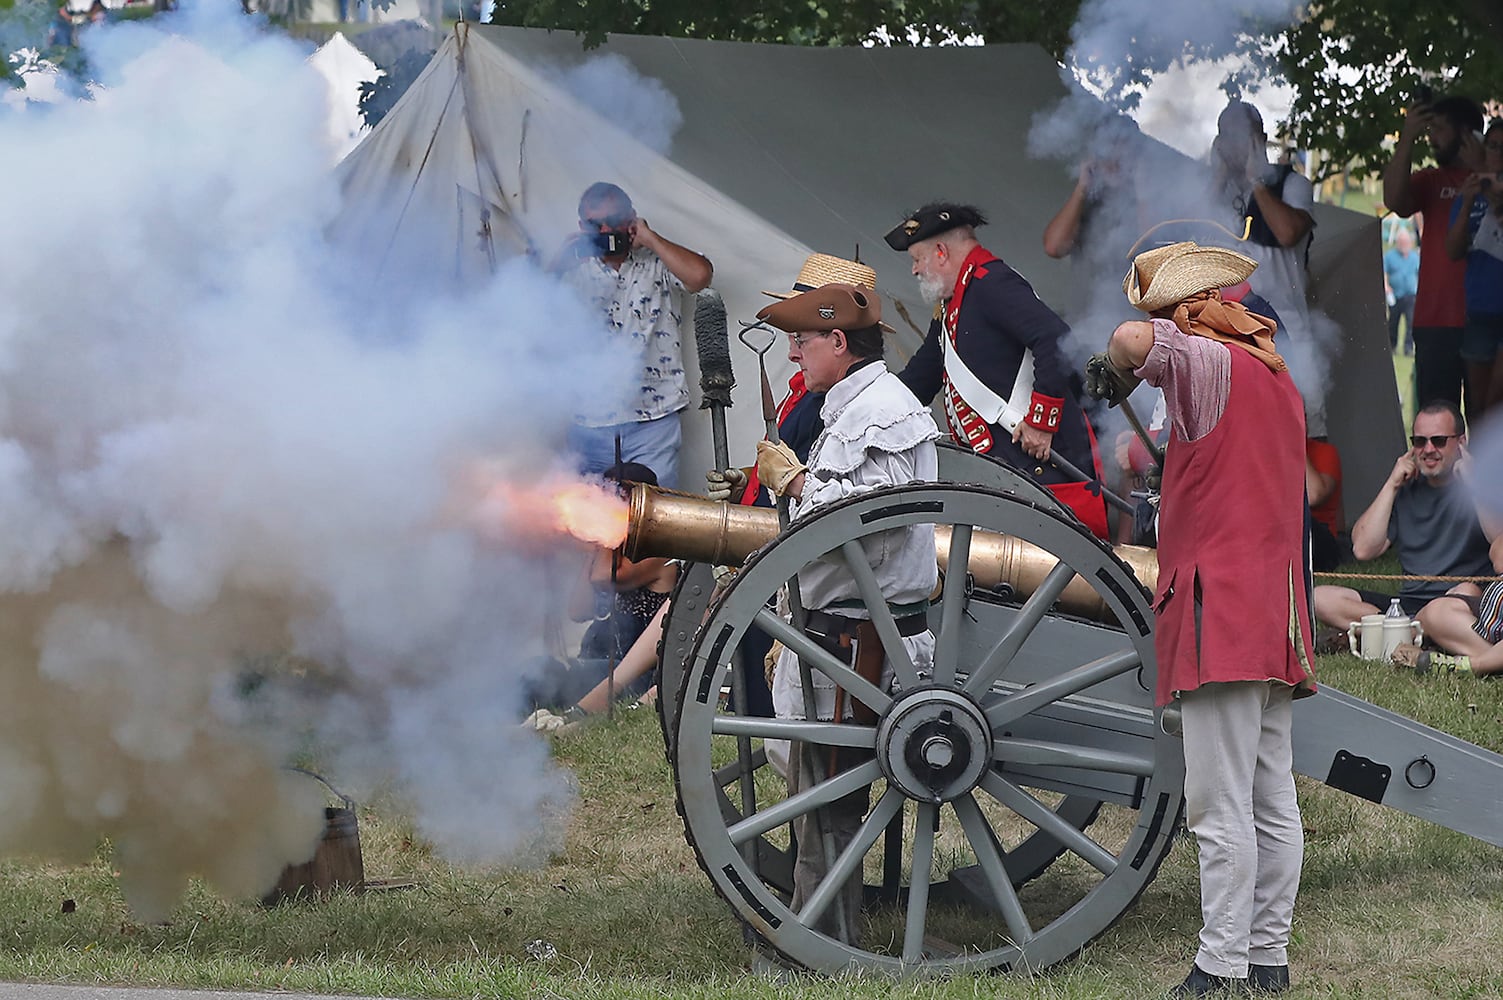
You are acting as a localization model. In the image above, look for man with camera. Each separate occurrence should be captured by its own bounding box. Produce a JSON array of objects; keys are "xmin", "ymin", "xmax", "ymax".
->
[
  {"xmin": 1383, "ymin": 92, "xmax": 1488, "ymax": 422},
  {"xmin": 559, "ymin": 182, "xmax": 713, "ymax": 490}
]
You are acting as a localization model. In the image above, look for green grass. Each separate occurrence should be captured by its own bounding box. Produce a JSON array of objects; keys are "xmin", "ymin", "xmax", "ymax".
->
[{"xmin": 3, "ymin": 633, "xmax": 1503, "ymax": 999}]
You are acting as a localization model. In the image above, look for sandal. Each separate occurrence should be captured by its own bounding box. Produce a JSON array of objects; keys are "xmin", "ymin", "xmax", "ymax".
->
[{"xmin": 1391, "ymin": 646, "xmax": 1472, "ymax": 674}]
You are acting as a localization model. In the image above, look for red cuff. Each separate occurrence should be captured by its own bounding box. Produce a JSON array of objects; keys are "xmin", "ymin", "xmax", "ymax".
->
[{"xmin": 1025, "ymin": 391, "xmax": 1063, "ymax": 433}]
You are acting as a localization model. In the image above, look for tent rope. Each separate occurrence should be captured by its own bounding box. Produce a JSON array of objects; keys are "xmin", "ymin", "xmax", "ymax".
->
[{"xmin": 375, "ymin": 25, "xmax": 468, "ymax": 280}]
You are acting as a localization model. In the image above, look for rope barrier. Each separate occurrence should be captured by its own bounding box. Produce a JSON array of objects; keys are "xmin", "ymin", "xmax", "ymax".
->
[{"xmin": 1312, "ymin": 571, "xmax": 1497, "ymax": 583}]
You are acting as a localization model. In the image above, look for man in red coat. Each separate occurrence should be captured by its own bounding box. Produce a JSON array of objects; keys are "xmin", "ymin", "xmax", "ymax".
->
[
  {"xmin": 885, "ymin": 203, "xmax": 1109, "ymax": 539},
  {"xmin": 1086, "ymin": 242, "xmax": 1316, "ymax": 997}
]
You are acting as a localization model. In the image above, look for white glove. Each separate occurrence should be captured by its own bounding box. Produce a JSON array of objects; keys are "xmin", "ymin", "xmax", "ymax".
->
[
  {"xmin": 524, "ymin": 708, "xmax": 568, "ymax": 732},
  {"xmin": 706, "ymin": 467, "xmax": 748, "ymax": 502}
]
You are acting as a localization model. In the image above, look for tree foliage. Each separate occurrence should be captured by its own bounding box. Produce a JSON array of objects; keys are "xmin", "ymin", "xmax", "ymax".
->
[
  {"xmin": 487, "ymin": 0, "xmax": 1503, "ymax": 180},
  {"xmin": 1278, "ymin": 0, "xmax": 1503, "ymax": 179}
]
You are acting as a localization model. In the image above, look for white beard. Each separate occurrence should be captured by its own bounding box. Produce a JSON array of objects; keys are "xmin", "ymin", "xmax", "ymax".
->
[{"xmin": 917, "ymin": 272, "xmax": 948, "ymax": 306}]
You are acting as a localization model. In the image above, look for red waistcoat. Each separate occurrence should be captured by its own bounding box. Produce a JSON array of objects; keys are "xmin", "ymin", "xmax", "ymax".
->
[{"xmin": 1151, "ymin": 347, "xmax": 1315, "ymax": 707}]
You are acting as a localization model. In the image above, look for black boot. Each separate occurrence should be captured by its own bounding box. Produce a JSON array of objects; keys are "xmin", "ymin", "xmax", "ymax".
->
[
  {"xmin": 1169, "ymin": 963, "xmax": 1248, "ymax": 997},
  {"xmin": 1248, "ymin": 963, "xmax": 1290, "ymax": 993}
]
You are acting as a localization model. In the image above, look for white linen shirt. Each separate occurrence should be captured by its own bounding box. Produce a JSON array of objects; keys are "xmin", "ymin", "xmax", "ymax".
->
[{"xmin": 771, "ymin": 361, "xmax": 941, "ymax": 723}]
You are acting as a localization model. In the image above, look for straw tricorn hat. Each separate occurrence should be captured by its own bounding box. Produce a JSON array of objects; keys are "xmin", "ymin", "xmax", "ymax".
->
[
  {"xmin": 764, "ymin": 253, "xmax": 894, "ymax": 333},
  {"xmin": 756, "ymin": 283, "xmax": 883, "ymax": 334},
  {"xmin": 762, "ymin": 253, "xmax": 879, "ymax": 300},
  {"xmin": 1124, "ymin": 241, "xmax": 1258, "ymax": 313}
]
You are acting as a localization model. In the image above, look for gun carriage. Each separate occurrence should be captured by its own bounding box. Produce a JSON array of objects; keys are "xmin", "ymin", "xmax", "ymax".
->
[{"xmin": 624, "ymin": 444, "xmax": 1503, "ymax": 977}]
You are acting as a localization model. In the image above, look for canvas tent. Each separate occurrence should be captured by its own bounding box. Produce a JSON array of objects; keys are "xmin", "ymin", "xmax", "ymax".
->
[
  {"xmin": 310, "ymin": 32, "xmax": 381, "ymax": 163},
  {"xmin": 335, "ymin": 23, "xmax": 1400, "ymax": 522}
]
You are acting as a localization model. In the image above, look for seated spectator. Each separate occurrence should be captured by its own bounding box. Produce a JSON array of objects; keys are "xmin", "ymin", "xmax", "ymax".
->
[
  {"xmin": 1306, "ymin": 417, "xmax": 1347, "ymax": 572},
  {"xmin": 1314, "ymin": 400, "xmax": 1503, "ymax": 631},
  {"xmin": 1445, "ymin": 120, "xmax": 1503, "ymax": 418},
  {"xmin": 521, "ymin": 463, "xmax": 676, "ymax": 714},
  {"xmin": 1393, "ymin": 576, "xmax": 1503, "ymax": 675},
  {"xmin": 571, "ymin": 462, "xmax": 677, "ymax": 664}
]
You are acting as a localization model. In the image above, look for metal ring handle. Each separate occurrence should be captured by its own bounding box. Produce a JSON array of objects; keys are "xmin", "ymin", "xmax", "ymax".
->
[{"xmin": 1404, "ymin": 756, "xmax": 1436, "ymax": 789}]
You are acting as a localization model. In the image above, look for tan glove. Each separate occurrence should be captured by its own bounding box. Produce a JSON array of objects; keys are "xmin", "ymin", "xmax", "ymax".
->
[
  {"xmin": 705, "ymin": 467, "xmax": 748, "ymax": 502},
  {"xmin": 756, "ymin": 440, "xmax": 807, "ymax": 497},
  {"xmin": 764, "ymin": 640, "xmax": 785, "ymax": 690}
]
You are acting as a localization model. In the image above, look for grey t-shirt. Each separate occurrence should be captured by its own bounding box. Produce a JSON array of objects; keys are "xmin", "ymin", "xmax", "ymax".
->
[{"xmin": 1390, "ymin": 478, "xmax": 1494, "ymax": 601}]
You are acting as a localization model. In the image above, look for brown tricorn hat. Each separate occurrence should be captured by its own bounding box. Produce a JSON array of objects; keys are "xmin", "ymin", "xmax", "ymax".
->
[{"xmin": 755, "ymin": 283, "xmax": 882, "ymax": 334}]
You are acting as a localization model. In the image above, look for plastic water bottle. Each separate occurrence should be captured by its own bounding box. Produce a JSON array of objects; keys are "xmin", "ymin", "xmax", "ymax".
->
[{"xmin": 1386, "ymin": 597, "xmax": 1405, "ymax": 621}]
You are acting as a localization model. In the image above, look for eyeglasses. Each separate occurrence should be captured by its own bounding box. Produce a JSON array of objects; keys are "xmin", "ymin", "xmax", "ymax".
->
[
  {"xmin": 1411, "ymin": 434, "xmax": 1459, "ymax": 449},
  {"xmin": 788, "ymin": 331, "xmax": 832, "ymax": 348}
]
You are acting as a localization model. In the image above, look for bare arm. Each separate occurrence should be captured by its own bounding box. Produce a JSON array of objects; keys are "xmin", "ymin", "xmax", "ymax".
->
[
  {"xmin": 1042, "ymin": 163, "xmax": 1092, "ymax": 259},
  {"xmin": 589, "ymin": 547, "xmax": 674, "ymax": 591},
  {"xmin": 1350, "ymin": 453, "xmax": 1416, "ymax": 560},
  {"xmin": 1249, "ymin": 182, "xmax": 1314, "ymax": 248},
  {"xmin": 575, "ymin": 598, "xmax": 670, "ymax": 714},
  {"xmin": 1306, "ymin": 454, "xmax": 1336, "ymax": 508},
  {"xmin": 1382, "ymin": 107, "xmax": 1430, "ymax": 218},
  {"xmin": 632, "ymin": 219, "xmax": 713, "ymax": 292},
  {"xmin": 1106, "ymin": 319, "xmax": 1156, "ymax": 372}
]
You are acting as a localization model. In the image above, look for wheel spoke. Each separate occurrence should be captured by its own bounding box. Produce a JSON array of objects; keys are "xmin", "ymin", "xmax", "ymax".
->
[
  {"xmin": 980, "ymin": 773, "xmax": 1118, "ymax": 876},
  {"xmin": 797, "ymin": 787, "xmax": 905, "ymax": 929},
  {"xmin": 838, "ymin": 539, "xmax": 921, "ymax": 689},
  {"xmin": 753, "ymin": 607, "xmax": 892, "ymax": 716},
  {"xmin": 984, "ymin": 647, "xmax": 1141, "ymax": 728},
  {"xmin": 963, "ymin": 560, "xmax": 1078, "ymax": 696},
  {"xmin": 931, "ymin": 524, "xmax": 972, "ymax": 688},
  {"xmin": 903, "ymin": 802, "xmax": 938, "ymax": 964},
  {"xmin": 713, "ymin": 715, "xmax": 878, "ymax": 750},
  {"xmin": 715, "ymin": 746, "xmax": 769, "ymax": 789},
  {"xmin": 992, "ymin": 737, "xmax": 1155, "ymax": 777},
  {"xmin": 953, "ymin": 793, "xmax": 1034, "ymax": 944},
  {"xmin": 726, "ymin": 760, "xmax": 882, "ymax": 847}
]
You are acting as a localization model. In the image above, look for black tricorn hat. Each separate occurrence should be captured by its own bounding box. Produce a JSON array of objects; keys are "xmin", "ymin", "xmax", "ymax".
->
[{"xmin": 883, "ymin": 203, "xmax": 988, "ymax": 251}]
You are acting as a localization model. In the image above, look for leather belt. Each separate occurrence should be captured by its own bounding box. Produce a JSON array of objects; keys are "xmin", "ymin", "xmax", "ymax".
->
[{"xmin": 804, "ymin": 608, "xmax": 929, "ymax": 641}]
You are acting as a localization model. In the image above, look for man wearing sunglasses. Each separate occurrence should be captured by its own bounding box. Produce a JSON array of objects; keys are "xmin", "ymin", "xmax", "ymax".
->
[
  {"xmin": 1314, "ymin": 400, "xmax": 1502, "ymax": 630},
  {"xmin": 558, "ymin": 182, "xmax": 714, "ymax": 491}
]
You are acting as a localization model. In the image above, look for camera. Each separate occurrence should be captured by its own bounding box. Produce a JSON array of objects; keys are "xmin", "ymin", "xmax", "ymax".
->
[
  {"xmin": 590, "ymin": 230, "xmax": 630, "ymax": 256},
  {"xmin": 573, "ymin": 230, "xmax": 631, "ymax": 258}
]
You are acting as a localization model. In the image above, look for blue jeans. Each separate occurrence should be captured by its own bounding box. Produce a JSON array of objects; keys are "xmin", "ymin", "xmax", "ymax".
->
[{"xmin": 569, "ymin": 411, "xmax": 683, "ymax": 490}]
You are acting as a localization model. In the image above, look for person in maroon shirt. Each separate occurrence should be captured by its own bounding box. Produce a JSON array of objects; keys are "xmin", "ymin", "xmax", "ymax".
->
[
  {"xmin": 1087, "ymin": 242, "xmax": 1315, "ymax": 997},
  {"xmin": 1383, "ymin": 94, "xmax": 1487, "ymax": 422}
]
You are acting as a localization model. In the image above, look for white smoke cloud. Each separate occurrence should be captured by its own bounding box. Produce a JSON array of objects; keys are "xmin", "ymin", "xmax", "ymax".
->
[
  {"xmin": 550, "ymin": 51, "xmax": 684, "ymax": 156},
  {"xmin": 0, "ymin": 1, "xmax": 638, "ymax": 918},
  {"xmin": 1029, "ymin": 0, "xmax": 1344, "ymax": 418}
]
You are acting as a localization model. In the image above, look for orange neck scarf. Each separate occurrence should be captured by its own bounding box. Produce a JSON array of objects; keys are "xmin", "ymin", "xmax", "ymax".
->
[{"xmin": 1157, "ymin": 290, "xmax": 1285, "ymax": 372}]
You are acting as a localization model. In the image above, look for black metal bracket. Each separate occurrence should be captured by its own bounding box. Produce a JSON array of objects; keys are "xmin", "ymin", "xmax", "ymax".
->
[{"xmin": 1325, "ymin": 749, "xmax": 1391, "ymax": 804}]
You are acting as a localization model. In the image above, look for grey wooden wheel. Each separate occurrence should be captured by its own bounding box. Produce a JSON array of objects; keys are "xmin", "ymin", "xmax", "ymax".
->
[
  {"xmin": 658, "ymin": 449, "xmax": 1107, "ymax": 897},
  {"xmin": 670, "ymin": 484, "xmax": 1182, "ymax": 975}
]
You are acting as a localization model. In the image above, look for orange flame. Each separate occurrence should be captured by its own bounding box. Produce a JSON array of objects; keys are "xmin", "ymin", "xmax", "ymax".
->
[{"xmin": 468, "ymin": 470, "xmax": 629, "ymax": 549}]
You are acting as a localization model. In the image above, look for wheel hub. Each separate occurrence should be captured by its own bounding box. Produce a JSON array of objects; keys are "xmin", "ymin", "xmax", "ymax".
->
[{"xmin": 877, "ymin": 686, "xmax": 992, "ymax": 803}]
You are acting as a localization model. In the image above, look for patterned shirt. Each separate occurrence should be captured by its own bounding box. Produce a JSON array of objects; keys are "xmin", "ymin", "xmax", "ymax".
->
[{"xmin": 565, "ymin": 247, "xmax": 690, "ymax": 426}]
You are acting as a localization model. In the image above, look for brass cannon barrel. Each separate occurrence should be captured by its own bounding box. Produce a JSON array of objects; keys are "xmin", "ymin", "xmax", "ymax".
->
[{"xmin": 625, "ymin": 486, "xmax": 1159, "ymax": 623}]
